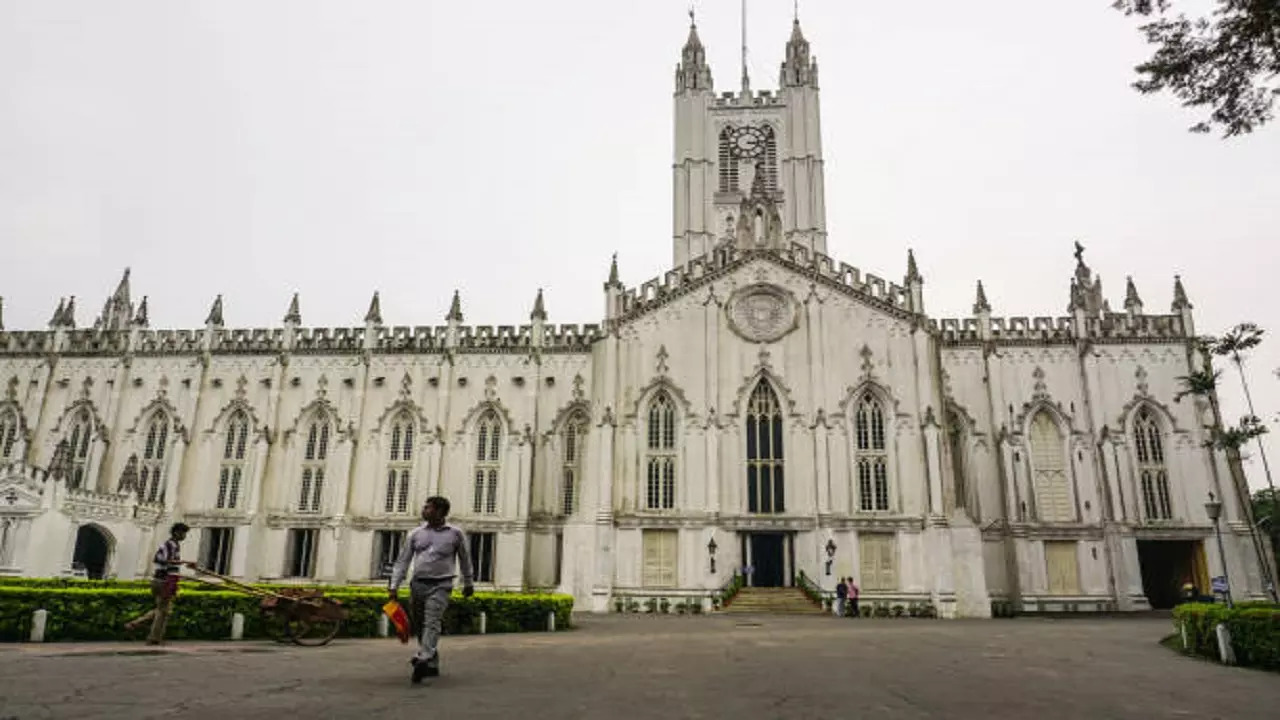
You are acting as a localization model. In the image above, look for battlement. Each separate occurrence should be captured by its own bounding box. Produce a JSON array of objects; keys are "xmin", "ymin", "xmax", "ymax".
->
[
  {"xmin": 932, "ymin": 312, "xmax": 1187, "ymax": 345},
  {"xmin": 218, "ymin": 328, "xmax": 286, "ymax": 354},
  {"xmin": 619, "ymin": 242, "xmax": 913, "ymax": 319},
  {"xmin": 713, "ymin": 89, "xmax": 784, "ymax": 109},
  {"xmin": 293, "ymin": 326, "xmax": 364, "ymax": 353}
]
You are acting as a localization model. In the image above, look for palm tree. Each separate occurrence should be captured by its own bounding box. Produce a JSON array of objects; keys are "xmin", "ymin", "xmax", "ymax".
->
[
  {"xmin": 1208, "ymin": 323, "xmax": 1275, "ymax": 497},
  {"xmin": 1176, "ymin": 343, "xmax": 1279, "ymax": 601}
]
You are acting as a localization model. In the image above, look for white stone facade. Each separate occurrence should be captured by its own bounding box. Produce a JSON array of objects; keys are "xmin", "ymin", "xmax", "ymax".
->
[{"xmin": 0, "ymin": 20, "xmax": 1270, "ymax": 616}]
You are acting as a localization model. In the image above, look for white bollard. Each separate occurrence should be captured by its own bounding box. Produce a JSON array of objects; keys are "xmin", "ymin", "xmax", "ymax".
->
[
  {"xmin": 1180, "ymin": 622, "xmax": 1188, "ymax": 650},
  {"xmin": 478, "ymin": 611, "xmax": 487, "ymax": 635},
  {"xmin": 547, "ymin": 611, "xmax": 556, "ymax": 632},
  {"xmin": 377, "ymin": 613, "xmax": 389, "ymax": 638},
  {"xmin": 231, "ymin": 613, "xmax": 245, "ymax": 641},
  {"xmin": 1215, "ymin": 623, "xmax": 1236, "ymax": 665},
  {"xmin": 29, "ymin": 609, "xmax": 48, "ymax": 643}
]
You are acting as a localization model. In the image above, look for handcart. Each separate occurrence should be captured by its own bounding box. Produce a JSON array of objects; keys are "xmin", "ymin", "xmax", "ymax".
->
[{"xmin": 185, "ymin": 566, "xmax": 349, "ymax": 647}]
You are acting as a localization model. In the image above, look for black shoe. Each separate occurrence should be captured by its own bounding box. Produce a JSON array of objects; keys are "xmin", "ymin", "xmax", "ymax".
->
[{"xmin": 411, "ymin": 658, "xmax": 430, "ymax": 684}]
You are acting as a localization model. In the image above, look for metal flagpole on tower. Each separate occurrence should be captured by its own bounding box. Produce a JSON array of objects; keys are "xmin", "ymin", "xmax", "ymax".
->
[{"xmin": 741, "ymin": 0, "xmax": 749, "ymax": 93}]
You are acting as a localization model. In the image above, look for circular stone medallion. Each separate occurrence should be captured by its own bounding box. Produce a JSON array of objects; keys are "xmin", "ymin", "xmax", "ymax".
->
[{"xmin": 727, "ymin": 284, "xmax": 798, "ymax": 343}]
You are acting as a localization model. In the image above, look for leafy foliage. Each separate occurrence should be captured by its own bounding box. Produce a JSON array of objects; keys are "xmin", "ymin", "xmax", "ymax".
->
[
  {"xmin": 1113, "ymin": 1, "xmax": 1280, "ymax": 136},
  {"xmin": 0, "ymin": 585, "xmax": 572, "ymax": 643},
  {"xmin": 1173, "ymin": 601, "xmax": 1280, "ymax": 670}
]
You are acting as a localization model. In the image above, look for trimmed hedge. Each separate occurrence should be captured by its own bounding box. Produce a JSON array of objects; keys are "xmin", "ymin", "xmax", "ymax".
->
[
  {"xmin": 0, "ymin": 584, "xmax": 573, "ymax": 643},
  {"xmin": 1172, "ymin": 601, "xmax": 1280, "ymax": 671}
]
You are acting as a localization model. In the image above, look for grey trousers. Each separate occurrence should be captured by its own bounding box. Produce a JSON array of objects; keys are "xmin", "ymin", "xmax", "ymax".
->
[{"xmin": 409, "ymin": 578, "xmax": 452, "ymax": 664}]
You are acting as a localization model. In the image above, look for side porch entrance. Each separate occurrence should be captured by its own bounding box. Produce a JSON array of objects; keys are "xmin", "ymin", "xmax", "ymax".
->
[{"xmin": 1137, "ymin": 539, "xmax": 1209, "ymax": 609}]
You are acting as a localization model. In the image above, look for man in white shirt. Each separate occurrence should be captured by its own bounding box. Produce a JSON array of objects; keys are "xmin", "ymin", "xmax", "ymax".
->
[{"xmin": 389, "ymin": 496, "xmax": 475, "ymax": 684}]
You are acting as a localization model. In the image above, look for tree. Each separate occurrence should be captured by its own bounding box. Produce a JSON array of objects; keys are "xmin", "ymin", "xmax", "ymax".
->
[
  {"xmin": 1112, "ymin": 1, "xmax": 1280, "ymax": 137},
  {"xmin": 1252, "ymin": 487, "xmax": 1280, "ymax": 583}
]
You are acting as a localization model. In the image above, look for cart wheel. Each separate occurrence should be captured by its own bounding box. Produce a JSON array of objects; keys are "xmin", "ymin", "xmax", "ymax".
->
[
  {"xmin": 286, "ymin": 617, "xmax": 342, "ymax": 647},
  {"xmin": 260, "ymin": 610, "xmax": 293, "ymax": 644}
]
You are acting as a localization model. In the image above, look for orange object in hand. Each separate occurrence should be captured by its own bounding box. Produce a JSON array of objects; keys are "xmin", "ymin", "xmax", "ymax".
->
[{"xmin": 382, "ymin": 600, "xmax": 412, "ymax": 644}]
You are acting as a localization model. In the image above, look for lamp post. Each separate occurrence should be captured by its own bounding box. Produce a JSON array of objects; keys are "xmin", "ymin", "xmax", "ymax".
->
[
  {"xmin": 824, "ymin": 538, "xmax": 836, "ymax": 577},
  {"xmin": 1205, "ymin": 492, "xmax": 1233, "ymax": 608},
  {"xmin": 707, "ymin": 537, "xmax": 717, "ymax": 575}
]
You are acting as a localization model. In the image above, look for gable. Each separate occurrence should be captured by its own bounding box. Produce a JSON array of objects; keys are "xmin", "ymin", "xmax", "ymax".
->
[
  {"xmin": 0, "ymin": 475, "xmax": 43, "ymax": 514},
  {"xmin": 616, "ymin": 245, "xmax": 917, "ymax": 330}
]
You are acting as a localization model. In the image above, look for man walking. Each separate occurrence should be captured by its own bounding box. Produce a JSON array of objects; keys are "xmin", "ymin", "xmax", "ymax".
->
[
  {"xmin": 124, "ymin": 522, "xmax": 194, "ymax": 645},
  {"xmin": 389, "ymin": 496, "xmax": 474, "ymax": 684}
]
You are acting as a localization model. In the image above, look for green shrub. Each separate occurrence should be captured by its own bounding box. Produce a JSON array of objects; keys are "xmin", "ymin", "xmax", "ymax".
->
[
  {"xmin": 0, "ymin": 586, "xmax": 572, "ymax": 643},
  {"xmin": 1172, "ymin": 602, "xmax": 1280, "ymax": 671}
]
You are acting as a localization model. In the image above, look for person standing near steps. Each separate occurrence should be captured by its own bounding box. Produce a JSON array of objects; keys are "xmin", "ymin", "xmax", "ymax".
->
[{"xmin": 389, "ymin": 496, "xmax": 475, "ymax": 684}]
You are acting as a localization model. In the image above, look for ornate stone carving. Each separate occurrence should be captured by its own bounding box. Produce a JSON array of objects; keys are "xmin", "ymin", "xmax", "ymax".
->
[{"xmin": 726, "ymin": 284, "xmax": 798, "ymax": 343}]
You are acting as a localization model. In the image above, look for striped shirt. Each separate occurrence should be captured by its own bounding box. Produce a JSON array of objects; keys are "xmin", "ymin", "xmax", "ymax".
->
[{"xmin": 152, "ymin": 538, "xmax": 181, "ymax": 579}]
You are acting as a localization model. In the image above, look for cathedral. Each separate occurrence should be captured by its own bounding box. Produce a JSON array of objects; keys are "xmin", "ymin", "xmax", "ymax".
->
[{"xmin": 0, "ymin": 18, "xmax": 1270, "ymax": 617}]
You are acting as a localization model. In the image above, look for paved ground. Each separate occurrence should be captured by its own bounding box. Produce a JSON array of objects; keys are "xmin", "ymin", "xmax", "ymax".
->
[{"xmin": 0, "ymin": 614, "xmax": 1276, "ymax": 719}]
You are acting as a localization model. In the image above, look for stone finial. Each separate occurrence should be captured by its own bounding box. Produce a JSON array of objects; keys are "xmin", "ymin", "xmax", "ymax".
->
[
  {"xmin": 283, "ymin": 293, "xmax": 301, "ymax": 324},
  {"xmin": 62, "ymin": 296, "xmax": 76, "ymax": 329},
  {"xmin": 446, "ymin": 290, "xmax": 463, "ymax": 323},
  {"xmin": 1124, "ymin": 276, "xmax": 1143, "ymax": 313},
  {"xmin": 606, "ymin": 253, "xmax": 621, "ymax": 288},
  {"xmin": 906, "ymin": 249, "xmax": 922, "ymax": 284},
  {"xmin": 973, "ymin": 280, "xmax": 991, "ymax": 314},
  {"xmin": 132, "ymin": 296, "xmax": 149, "ymax": 327},
  {"xmin": 781, "ymin": 15, "xmax": 817, "ymax": 88},
  {"xmin": 1172, "ymin": 275, "xmax": 1192, "ymax": 311},
  {"xmin": 530, "ymin": 288, "xmax": 547, "ymax": 322},
  {"xmin": 676, "ymin": 13, "xmax": 712, "ymax": 93},
  {"xmin": 364, "ymin": 291, "xmax": 383, "ymax": 325},
  {"xmin": 49, "ymin": 298, "xmax": 65, "ymax": 328},
  {"xmin": 205, "ymin": 295, "xmax": 224, "ymax": 326}
]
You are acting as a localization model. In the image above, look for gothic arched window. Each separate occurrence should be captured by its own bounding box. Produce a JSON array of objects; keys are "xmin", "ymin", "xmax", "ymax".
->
[
  {"xmin": 0, "ymin": 409, "xmax": 19, "ymax": 461},
  {"xmin": 473, "ymin": 411, "xmax": 501, "ymax": 515},
  {"xmin": 561, "ymin": 412, "xmax": 588, "ymax": 516},
  {"xmin": 746, "ymin": 382, "xmax": 785, "ymax": 514},
  {"xmin": 855, "ymin": 395, "xmax": 889, "ymax": 511},
  {"xmin": 298, "ymin": 412, "xmax": 331, "ymax": 513},
  {"xmin": 1134, "ymin": 408, "xmax": 1172, "ymax": 520},
  {"xmin": 217, "ymin": 411, "xmax": 250, "ymax": 510},
  {"xmin": 66, "ymin": 409, "xmax": 93, "ymax": 490},
  {"xmin": 1029, "ymin": 411, "xmax": 1072, "ymax": 522},
  {"xmin": 645, "ymin": 392, "xmax": 677, "ymax": 510},
  {"xmin": 385, "ymin": 413, "xmax": 415, "ymax": 514},
  {"xmin": 140, "ymin": 413, "xmax": 170, "ymax": 503}
]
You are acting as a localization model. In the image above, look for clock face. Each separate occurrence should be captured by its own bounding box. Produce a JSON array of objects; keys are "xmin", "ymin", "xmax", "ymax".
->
[{"xmin": 729, "ymin": 126, "xmax": 767, "ymax": 158}]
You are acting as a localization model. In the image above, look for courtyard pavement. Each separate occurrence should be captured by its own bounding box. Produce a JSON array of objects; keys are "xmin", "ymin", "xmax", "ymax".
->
[{"xmin": 0, "ymin": 613, "xmax": 1276, "ymax": 719}]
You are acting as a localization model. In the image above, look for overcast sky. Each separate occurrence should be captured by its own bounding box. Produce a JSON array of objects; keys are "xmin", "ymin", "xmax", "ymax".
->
[{"xmin": 2, "ymin": 1, "xmax": 1278, "ymax": 492}]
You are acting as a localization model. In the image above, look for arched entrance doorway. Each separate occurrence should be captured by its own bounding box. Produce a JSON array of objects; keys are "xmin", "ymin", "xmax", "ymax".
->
[{"xmin": 71, "ymin": 525, "xmax": 111, "ymax": 579}]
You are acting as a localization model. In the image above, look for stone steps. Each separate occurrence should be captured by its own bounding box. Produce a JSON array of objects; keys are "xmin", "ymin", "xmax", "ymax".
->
[{"xmin": 722, "ymin": 587, "xmax": 827, "ymax": 615}]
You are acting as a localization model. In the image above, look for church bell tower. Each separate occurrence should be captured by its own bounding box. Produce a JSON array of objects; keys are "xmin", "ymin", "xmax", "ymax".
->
[{"xmin": 671, "ymin": 13, "xmax": 828, "ymax": 267}]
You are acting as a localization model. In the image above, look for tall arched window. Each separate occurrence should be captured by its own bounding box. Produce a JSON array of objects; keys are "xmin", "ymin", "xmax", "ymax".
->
[
  {"xmin": 561, "ymin": 412, "xmax": 588, "ymax": 516},
  {"xmin": 298, "ymin": 413, "xmax": 330, "ymax": 513},
  {"xmin": 1134, "ymin": 408, "xmax": 1172, "ymax": 520},
  {"xmin": 385, "ymin": 413, "xmax": 414, "ymax": 514},
  {"xmin": 139, "ymin": 413, "xmax": 170, "ymax": 503},
  {"xmin": 946, "ymin": 410, "xmax": 968, "ymax": 512},
  {"xmin": 855, "ymin": 395, "xmax": 889, "ymax": 511},
  {"xmin": 0, "ymin": 409, "xmax": 19, "ymax": 461},
  {"xmin": 217, "ymin": 411, "xmax": 249, "ymax": 509},
  {"xmin": 473, "ymin": 411, "xmax": 501, "ymax": 515},
  {"xmin": 66, "ymin": 409, "xmax": 93, "ymax": 490},
  {"xmin": 1029, "ymin": 411, "xmax": 1072, "ymax": 522},
  {"xmin": 746, "ymin": 381, "xmax": 785, "ymax": 514},
  {"xmin": 645, "ymin": 392, "xmax": 676, "ymax": 510}
]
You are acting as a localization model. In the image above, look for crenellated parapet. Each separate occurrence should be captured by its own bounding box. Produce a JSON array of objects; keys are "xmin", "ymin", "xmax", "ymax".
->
[
  {"xmin": 712, "ymin": 89, "xmax": 785, "ymax": 109},
  {"xmin": 933, "ymin": 312, "xmax": 1187, "ymax": 346}
]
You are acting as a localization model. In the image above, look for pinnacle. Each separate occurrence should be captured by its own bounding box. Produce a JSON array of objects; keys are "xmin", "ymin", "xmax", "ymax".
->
[
  {"xmin": 206, "ymin": 295, "xmax": 224, "ymax": 326},
  {"xmin": 447, "ymin": 290, "xmax": 464, "ymax": 323},
  {"xmin": 133, "ymin": 296, "xmax": 149, "ymax": 327},
  {"xmin": 1124, "ymin": 276, "xmax": 1143, "ymax": 311},
  {"xmin": 1172, "ymin": 275, "xmax": 1192, "ymax": 311},
  {"xmin": 284, "ymin": 292, "xmax": 301, "ymax": 324},
  {"xmin": 606, "ymin": 253, "xmax": 620, "ymax": 287},
  {"xmin": 0, "ymin": 296, "xmax": 4, "ymax": 332},
  {"xmin": 973, "ymin": 280, "xmax": 991, "ymax": 314},
  {"xmin": 530, "ymin": 288, "xmax": 547, "ymax": 321},
  {"xmin": 364, "ymin": 291, "xmax": 383, "ymax": 325},
  {"xmin": 906, "ymin": 249, "xmax": 921, "ymax": 283}
]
